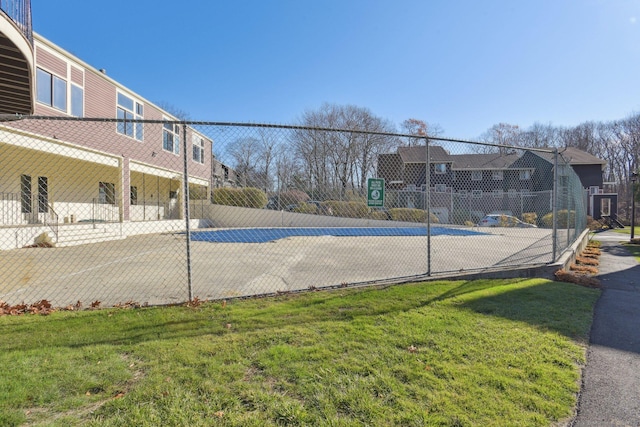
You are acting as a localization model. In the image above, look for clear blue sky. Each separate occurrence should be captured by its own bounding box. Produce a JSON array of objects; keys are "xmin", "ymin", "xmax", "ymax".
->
[{"xmin": 32, "ymin": 0, "xmax": 640, "ymax": 140}]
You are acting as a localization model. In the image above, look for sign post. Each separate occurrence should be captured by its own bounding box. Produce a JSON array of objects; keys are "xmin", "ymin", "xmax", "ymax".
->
[{"xmin": 367, "ymin": 178, "xmax": 385, "ymax": 207}]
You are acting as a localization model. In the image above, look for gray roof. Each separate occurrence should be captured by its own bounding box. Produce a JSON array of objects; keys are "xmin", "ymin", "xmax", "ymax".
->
[
  {"xmin": 389, "ymin": 145, "xmax": 605, "ymax": 170},
  {"xmin": 532, "ymin": 147, "xmax": 606, "ymax": 166},
  {"xmin": 559, "ymin": 147, "xmax": 607, "ymax": 165},
  {"xmin": 397, "ymin": 145, "xmax": 451, "ymax": 163},
  {"xmin": 450, "ymin": 153, "xmax": 520, "ymax": 170}
]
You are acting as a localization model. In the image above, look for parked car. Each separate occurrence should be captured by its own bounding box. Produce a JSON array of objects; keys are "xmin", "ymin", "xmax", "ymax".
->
[{"xmin": 478, "ymin": 214, "xmax": 537, "ymax": 228}]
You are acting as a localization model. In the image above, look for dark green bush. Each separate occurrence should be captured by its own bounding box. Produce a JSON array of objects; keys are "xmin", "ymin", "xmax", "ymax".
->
[{"xmin": 213, "ymin": 187, "xmax": 267, "ymax": 208}]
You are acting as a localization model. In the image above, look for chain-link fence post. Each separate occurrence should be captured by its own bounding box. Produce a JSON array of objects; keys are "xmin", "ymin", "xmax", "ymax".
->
[
  {"xmin": 182, "ymin": 123, "xmax": 193, "ymax": 301},
  {"xmin": 552, "ymin": 148, "xmax": 558, "ymax": 262},
  {"xmin": 425, "ymin": 138, "xmax": 431, "ymax": 276}
]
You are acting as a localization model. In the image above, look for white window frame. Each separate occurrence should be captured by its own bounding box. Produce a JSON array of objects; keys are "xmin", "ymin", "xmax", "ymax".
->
[
  {"xmin": 519, "ymin": 170, "xmax": 531, "ymax": 180},
  {"xmin": 36, "ymin": 67, "xmax": 67, "ymax": 112},
  {"xmin": 458, "ymin": 190, "xmax": 468, "ymax": 199},
  {"xmin": 163, "ymin": 120, "xmax": 180, "ymax": 154},
  {"xmin": 434, "ymin": 163, "xmax": 447, "ymax": 174},
  {"xmin": 472, "ymin": 190, "xmax": 482, "ymax": 199},
  {"xmin": 589, "ymin": 186, "xmax": 600, "ymax": 195},
  {"xmin": 434, "ymin": 183, "xmax": 446, "ymax": 193},
  {"xmin": 492, "ymin": 189, "xmax": 503, "ymax": 198},
  {"xmin": 192, "ymin": 135, "xmax": 205, "ymax": 164},
  {"xmin": 471, "ymin": 171, "xmax": 483, "ymax": 181},
  {"xmin": 117, "ymin": 92, "xmax": 144, "ymax": 141},
  {"xmin": 492, "ymin": 171, "xmax": 503, "ymax": 181}
]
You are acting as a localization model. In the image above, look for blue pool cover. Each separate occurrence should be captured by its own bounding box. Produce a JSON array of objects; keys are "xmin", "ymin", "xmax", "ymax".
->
[{"xmin": 189, "ymin": 227, "xmax": 485, "ymax": 243}]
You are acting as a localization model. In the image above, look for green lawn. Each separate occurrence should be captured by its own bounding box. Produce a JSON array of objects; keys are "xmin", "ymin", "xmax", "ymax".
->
[
  {"xmin": 1, "ymin": 278, "xmax": 599, "ymax": 426},
  {"xmin": 623, "ymin": 243, "xmax": 640, "ymax": 262},
  {"xmin": 612, "ymin": 225, "xmax": 640, "ymax": 236}
]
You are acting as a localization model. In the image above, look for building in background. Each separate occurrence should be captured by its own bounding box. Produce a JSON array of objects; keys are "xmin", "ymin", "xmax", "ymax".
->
[{"xmin": 0, "ymin": 1, "xmax": 238, "ymax": 248}]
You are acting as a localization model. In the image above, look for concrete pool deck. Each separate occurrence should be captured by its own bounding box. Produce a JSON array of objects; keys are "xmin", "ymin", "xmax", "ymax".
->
[{"xmin": 0, "ymin": 227, "xmax": 560, "ymax": 307}]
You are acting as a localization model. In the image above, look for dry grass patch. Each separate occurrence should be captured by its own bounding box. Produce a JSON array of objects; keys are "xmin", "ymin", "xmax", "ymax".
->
[
  {"xmin": 555, "ymin": 269, "xmax": 601, "ymax": 288},
  {"xmin": 569, "ymin": 264, "xmax": 599, "ymax": 275},
  {"xmin": 575, "ymin": 256, "xmax": 599, "ymax": 266}
]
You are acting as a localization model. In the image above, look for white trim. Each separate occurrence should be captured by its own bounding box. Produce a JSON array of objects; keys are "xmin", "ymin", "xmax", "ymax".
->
[
  {"xmin": 129, "ymin": 161, "xmax": 209, "ymax": 187},
  {"xmin": 0, "ymin": 126, "xmax": 119, "ymax": 167},
  {"xmin": 34, "ymin": 34, "xmax": 181, "ymax": 122}
]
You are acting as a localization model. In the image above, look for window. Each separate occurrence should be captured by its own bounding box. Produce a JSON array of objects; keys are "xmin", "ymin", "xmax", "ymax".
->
[
  {"xmin": 36, "ymin": 68, "xmax": 67, "ymax": 111},
  {"xmin": 163, "ymin": 122, "xmax": 180, "ymax": 154},
  {"xmin": 130, "ymin": 186, "xmax": 138, "ymax": 205},
  {"xmin": 492, "ymin": 189, "xmax": 503, "ymax": 199},
  {"xmin": 192, "ymin": 135, "xmax": 205, "ymax": 163},
  {"xmin": 492, "ymin": 171, "xmax": 503, "ymax": 180},
  {"xmin": 589, "ymin": 186, "xmax": 600, "ymax": 195},
  {"xmin": 434, "ymin": 163, "xmax": 447, "ymax": 174},
  {"xmin": 117, "ymin": 92, "xmax": 143, "ymax": 140},
  {"xmin": 519, "ymin": 170, "xmax": 531, "ymax": 180},
  {"xmin": 458, "ymin": 190, "xmax": 468, "ymax": 199},
  {"xmin": 472, "ymin": 190, "xmax": 482, "ymax": 199},
  {"xmin": 434, "ymin": 184, "xmax": 446, "ymax": 193},
  {"xmin": 601, "ymin": 198, "xmax": 611, "ymax": 216},
  {"xmin": 37, "ymin": 176, "xmax": 48, "ymax": 213},
  {"xmin": 99, "ymin": 182, "xmax": 116, "ymax": 205},
  {"xmin": 471, "ymin": 171, "xmax": 483, "ymax": 181},
  {"xmin": 20, "ymin": 174, "xmax": 31, "ymax": 213},
  {"xmin": 508, "ymin": 189, "xmax": 518, "ymax": 199},
  {"xmin": 71, "ymin": 84, "xmax": 83, "ymax": 117}
]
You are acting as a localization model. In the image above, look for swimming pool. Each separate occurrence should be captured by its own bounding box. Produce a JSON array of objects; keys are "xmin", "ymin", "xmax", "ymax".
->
[{"xmin": 189, "ymin": 226, "xmax": 485, "ymax": 243}]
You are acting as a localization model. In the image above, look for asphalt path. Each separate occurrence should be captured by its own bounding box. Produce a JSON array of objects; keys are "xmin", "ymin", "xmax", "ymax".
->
[{"xmin": 571, "ymin": 231, "xmax": 640, "ymax": 426}]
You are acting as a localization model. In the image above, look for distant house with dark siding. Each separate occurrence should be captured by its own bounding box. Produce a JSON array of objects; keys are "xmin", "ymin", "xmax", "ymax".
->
[{"xmin": 377, "ymin": 145, "xmax": 617, "ymax": 223}]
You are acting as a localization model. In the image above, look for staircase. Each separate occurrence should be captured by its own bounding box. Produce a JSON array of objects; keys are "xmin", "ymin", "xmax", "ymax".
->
[
  {"xmin": 602, "ymin": 215, "xmax": 625, "ymax": 229},
  {"xmin": 55, "ymin": 223, "xmax": 125, "ymax": 247}
]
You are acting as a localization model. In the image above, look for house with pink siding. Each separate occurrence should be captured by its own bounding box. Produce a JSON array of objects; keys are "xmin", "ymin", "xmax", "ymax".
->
[{"xmin": 0, "ymin": 2, "xmax": 229, "ymax": 248}]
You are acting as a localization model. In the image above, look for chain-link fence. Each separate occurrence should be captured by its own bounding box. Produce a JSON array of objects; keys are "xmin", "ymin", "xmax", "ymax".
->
[{"xmin": 0, "ymin": 116, "xmax": 586, "ymax": 307}]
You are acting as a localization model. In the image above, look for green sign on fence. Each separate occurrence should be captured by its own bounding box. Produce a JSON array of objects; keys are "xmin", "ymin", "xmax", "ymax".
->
[{"xmin": 367, "ymin": 178, "xmax": 385, "ymax": 207}]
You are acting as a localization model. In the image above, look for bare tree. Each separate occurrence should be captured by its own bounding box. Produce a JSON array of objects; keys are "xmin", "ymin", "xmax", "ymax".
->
[
  {"xmin": 400, "ymin": 118, "xmax": 443, "ymax": 147},
  {"xmin": 154, "ymin": 101, "xmax": 192, "ymax": 121},
  {"xmin": 478, "ymin": 123, "xmax": 522, "ymax": 154},
  {"xmin": 291, "ymin": 103, "xmax": 396, "ymax": 199},
  {"xmin": 225, "ymin": 137, "xmax": 260, "ymax": 187}
]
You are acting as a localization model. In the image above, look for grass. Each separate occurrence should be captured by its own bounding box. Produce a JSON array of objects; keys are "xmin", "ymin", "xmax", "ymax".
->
[
  {"xmin": 612, "ymin": 225, "xmax": 640, "ymax": 236},
  {"xmin": 0, "ymin": 278, "xmax": 599, "ymax": 426},
  {"xmin": 623, "ymin": 242, "xmax": 640, "ymax": 262}
]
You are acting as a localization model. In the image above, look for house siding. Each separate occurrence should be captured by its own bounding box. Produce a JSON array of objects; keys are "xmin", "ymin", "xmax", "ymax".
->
[
  {"xmin": 70, "ymin": 65, "xmax": 83, "ymax": 86},
  {"xmin": 572, "ymin": 164, "xmax": 603, "ymax": 188},
  {"xmin": 35, "ymin": 46, "xmax": 66, "ymax": 77}
]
